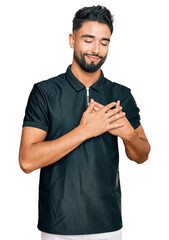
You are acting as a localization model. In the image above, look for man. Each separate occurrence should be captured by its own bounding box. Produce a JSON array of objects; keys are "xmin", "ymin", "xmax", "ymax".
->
[{"xmin": 19, "ymin": 5, "xmax": 150, "ymax": 240}]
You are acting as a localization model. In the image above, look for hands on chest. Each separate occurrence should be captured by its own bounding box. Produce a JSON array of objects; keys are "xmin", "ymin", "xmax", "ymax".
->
[{"xmin": 79, "ymin": 98, "xmax": 134, "ymax": 140}]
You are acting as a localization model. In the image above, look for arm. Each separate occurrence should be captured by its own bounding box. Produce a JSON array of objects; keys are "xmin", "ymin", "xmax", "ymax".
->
[
  {"xmin": 19, "ymin": 84, "xmax": 87, "ymax": 173},
  {"xmin": 92, "ymin": 99, "xmax": 151, "ymax": 164},
  {"xmin": 109, "ymin": 100, "xmax": 150, "ymax": 163},
  {"xmin": 19, "ymin": 102, "xmax": 124, "ymax": 173},
  {"xmin": 19, "ymin": 125, "xmax": 87, "ymax": 174},
  {"xmin": 121, "ymin": 121, "xmax": 151, "ymax": 164}
]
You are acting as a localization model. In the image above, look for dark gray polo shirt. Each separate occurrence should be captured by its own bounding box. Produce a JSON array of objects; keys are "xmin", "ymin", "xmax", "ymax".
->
[{"xmin": 22, "ymin": 64, "xmax": 141, "ymax": 235}]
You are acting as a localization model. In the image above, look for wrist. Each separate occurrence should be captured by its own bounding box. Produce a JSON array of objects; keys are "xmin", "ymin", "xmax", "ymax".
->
[
  {"xmin": 76, "ymin": 124, "xmax": 90, "ymax": 141},
  {"xmin": 122, "ymin": 128, "xmax": 137, "ymax": 142}
]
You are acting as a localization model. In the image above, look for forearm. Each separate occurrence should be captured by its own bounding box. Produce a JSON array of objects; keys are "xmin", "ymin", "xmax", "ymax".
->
[
  {"xmin": 122, "ymin": 131, "xmax": 151, "ymax": 164},
  {"xmin": 21, "ymin": 125, "xmax": 87, "ymax": 173}
]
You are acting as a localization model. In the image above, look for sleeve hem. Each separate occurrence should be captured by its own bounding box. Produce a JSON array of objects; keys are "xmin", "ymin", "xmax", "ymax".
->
[
  {"xmin": 22, "ymin": 121, "xmax": 49, "ymax": 132},
  {"xmin": 132, "ymin": 121, "xmax": 141, "ymax": 130}
]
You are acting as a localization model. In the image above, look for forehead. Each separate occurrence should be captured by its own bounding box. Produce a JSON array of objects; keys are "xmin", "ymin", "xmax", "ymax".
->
[{"xmin": 75, "ymin": 21, "xmax": 111, "ymax": 39}]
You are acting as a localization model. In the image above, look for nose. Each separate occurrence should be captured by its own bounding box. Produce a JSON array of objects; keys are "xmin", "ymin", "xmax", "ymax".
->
[{"xmin": 91, "ymin": 41, "xmax": 100, "ymax": 55}]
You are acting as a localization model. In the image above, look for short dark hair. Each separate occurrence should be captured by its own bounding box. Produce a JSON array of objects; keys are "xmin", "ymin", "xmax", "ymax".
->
[{"xmin": 72, "ymin": 5, "xmax": 114, "ymax": 35}]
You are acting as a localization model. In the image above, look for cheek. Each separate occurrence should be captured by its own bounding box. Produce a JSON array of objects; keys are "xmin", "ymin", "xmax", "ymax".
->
[
  {"xmin": 101, "ymin": 47, "xmax": 109, "ymax": 57},
  {"xmin": 75, "ymin": 40, "xmax": 91, "ymax": 53}
]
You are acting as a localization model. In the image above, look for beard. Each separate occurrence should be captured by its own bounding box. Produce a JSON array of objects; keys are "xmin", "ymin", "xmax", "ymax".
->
[{"xmin": 73, "ymin": 50, "xmax": 107, "ymax": 73}]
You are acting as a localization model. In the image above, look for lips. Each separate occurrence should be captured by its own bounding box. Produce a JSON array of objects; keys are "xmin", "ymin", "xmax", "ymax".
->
[{"xmin": 86, "ymin": 55, "xmax": 100, "ymax": 61}]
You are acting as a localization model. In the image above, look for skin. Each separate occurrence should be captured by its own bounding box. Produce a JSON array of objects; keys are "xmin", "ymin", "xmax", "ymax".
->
[
  {"xmin": 69, "ymin": 21, "xmax": 111, "ymax": 86},
  {"xmin": 19, "ymin": 21, "xmax": 150, "ymax": 173},
  {"xmin": 89, "ymin": 99, "xmax": 150, "ymax": 163}
]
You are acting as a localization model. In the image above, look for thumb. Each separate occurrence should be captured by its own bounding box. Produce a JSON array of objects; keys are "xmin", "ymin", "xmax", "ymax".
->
[{"xmin": 87, "ymin": 100, "xmax": 95, "ymax": 113}]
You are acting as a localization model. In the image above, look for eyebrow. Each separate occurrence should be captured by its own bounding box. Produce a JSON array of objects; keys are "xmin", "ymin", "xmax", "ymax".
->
[{"xmin": 81, "ymin": 34, "xmax": 110, "ymax": 42}]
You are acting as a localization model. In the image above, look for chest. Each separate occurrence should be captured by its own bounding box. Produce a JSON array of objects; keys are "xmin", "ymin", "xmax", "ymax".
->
[{"xmin": 46, "ymin": 86, "xmax": 117, "ymax": 139}]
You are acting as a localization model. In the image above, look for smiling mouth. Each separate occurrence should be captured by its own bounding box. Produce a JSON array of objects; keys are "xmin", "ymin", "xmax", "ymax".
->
[{"xmin": 86, "ymin": 55, "xmax": 100, "ymax": 61}]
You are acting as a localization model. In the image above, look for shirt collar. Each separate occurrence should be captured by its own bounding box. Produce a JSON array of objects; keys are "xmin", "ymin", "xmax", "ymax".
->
[{"xmin": 65, "ymin": 64, "xmax": 105, "ymax": 92}]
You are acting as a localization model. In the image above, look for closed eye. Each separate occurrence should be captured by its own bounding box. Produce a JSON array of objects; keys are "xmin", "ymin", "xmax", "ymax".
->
[
  {"xmin": 84, "ymin": 40, "xmax": 92, "ymax": 43},
  {"xmin": 101, "ymin": 43, "xmax": 107, "ymax": 46},
  {"xmin": 84, "ymin": 40, "xmax": 108, "ymax": 46}
]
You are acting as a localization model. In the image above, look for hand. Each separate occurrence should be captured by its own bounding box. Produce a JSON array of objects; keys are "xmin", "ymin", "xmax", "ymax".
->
[
  {"xmin": 79, "ymin": 101, "xmax": 125, "ymax": 140},
  {"xmin": 90, "ymin": 99, "xmax": 135, "ymax": 140}
]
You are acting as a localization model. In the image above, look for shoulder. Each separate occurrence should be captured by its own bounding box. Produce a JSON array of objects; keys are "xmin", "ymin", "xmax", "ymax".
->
[
  {"xmin": 104, "ymin": 77, "xmax": 131, "ymax": 96},
  {"xmin": 34, "ymin": 73, "xmax": 65, "ymax": 92},
  {"xmin": 27, "ymin": 73, "xmax": 66, "ymax": 104}
]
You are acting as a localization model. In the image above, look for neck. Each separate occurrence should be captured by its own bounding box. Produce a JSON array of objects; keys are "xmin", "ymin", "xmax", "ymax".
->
[{"xmin": 71, "ymin": 58, "xmax": 101, "ymax": 88}]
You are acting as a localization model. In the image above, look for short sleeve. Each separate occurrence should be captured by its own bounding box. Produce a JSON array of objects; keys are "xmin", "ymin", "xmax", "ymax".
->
[
  {"xmin": 122, "ymin": 89, "xmax": 141, "ymax": 129},
  {"xmin": 22, "ymin": 84, "xmax": 50, "ymax": 132}
]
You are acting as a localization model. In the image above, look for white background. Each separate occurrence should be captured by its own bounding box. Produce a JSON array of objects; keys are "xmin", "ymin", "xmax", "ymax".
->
[{"xmin": 0, "ymin": 0, "xmax": 169, "ymax": 239}]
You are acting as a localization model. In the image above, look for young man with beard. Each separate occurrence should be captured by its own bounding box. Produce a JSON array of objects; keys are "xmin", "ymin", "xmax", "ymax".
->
[{"xmin": 19, "ymin": 5, "xmax": 150, "ymax": 240}]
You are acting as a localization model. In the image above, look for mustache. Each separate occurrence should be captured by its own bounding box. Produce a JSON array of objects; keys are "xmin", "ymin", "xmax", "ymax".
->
[{"xmin": 84, "ymin": 53, "xmax": 103, "ymax": 59}]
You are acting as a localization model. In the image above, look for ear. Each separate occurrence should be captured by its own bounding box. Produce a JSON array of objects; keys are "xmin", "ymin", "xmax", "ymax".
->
[{"xmin": 69, "ymin": 33, "xmax": 75, "ymax": 49}]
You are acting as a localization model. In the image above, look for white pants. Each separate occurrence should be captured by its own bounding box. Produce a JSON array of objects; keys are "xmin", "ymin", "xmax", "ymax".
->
[{"xmin": 41, "ymin": 229, "xmax": 122, "ymax": 240}]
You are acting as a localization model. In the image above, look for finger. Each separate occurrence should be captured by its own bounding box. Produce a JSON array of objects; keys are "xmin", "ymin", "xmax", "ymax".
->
[
  {"xmin": 90, "ymin": 98, "xmax": 94, "ymax": 103},
  {"xmin": 105, "ymin": 106, "xmax": 123, "ymax": 118},
  {"xmin": 116, "ymin": 100, "xmax": 120, "ymax": 108},
  {"xmin": 93, "ymin": 101, "xmax": 105, "ymax": 109},
  {"xmin": 86, "ymin": 102, "xmax": 95, "ymax": 113},
  {"xmin": 93, "ymin": 106, "xmax": 100, "ymax": 112},
  {"xmin": 102, "ymin": 102, "xmax": 117, "ymax": 113},
  {"xmin": 107, "ymin": 111, "xmax": 126, "ymax": 124},
  {"xmin": 88, "ymin": 99, "xmax": 94, "ymax": 106},
  {"xmin": 108, "ymin": 122, "xmax": 125, "ymax": 130},
  {"xmin": 116, "ymin": 100, "xmax": 123, "ymax": 114},
  {"xmin": 88, "ymin": 102, "xmax": 98, "ymax": 113}
]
